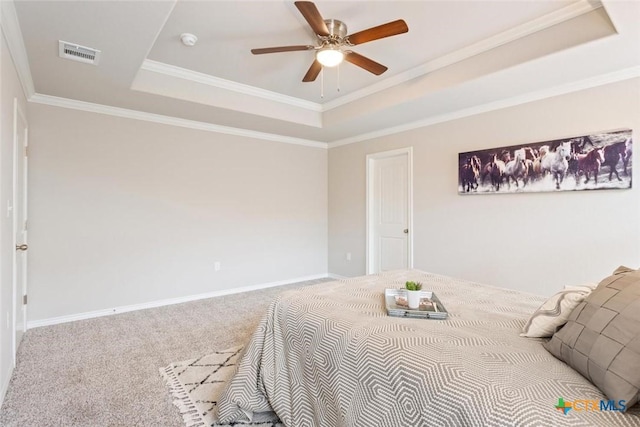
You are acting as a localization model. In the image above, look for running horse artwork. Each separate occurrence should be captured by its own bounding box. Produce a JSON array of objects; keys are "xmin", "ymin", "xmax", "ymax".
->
[
  {"xmin": 458, "ymin": 129, "xmax": 632, "ymax": 194},
  {"xmin": 460, "ymin": 155, "xmax": 481, "ymax": 192},
  {"xmin": 576, "ymin": 147, "xmax": 605, "ymax": 184},
  {"xmin": 603, "ymin": 138, "xmax": 633, "ymax": 182},
  {"xmin": 540, "ymin": 141, "xmax": 572, "ymax": 190}
]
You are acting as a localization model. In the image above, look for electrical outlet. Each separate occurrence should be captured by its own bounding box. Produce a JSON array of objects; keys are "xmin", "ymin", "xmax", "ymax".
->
[
  {"xmin": 214, "ymin": 261, "xmax": 221, "ymax": 272},
  {"xmin": 346, "ymin": 252, "xmax": 352, "ymax": 262}
]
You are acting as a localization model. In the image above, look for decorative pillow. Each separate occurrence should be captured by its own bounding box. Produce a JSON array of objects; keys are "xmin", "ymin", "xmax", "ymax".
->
[
  {"xmin": 520, "ymin": 283, "xmax": 596, "ymax": 338},
  {"xmin": 544, "ymin": 266, "xmax": 640, "ymax": 411}
]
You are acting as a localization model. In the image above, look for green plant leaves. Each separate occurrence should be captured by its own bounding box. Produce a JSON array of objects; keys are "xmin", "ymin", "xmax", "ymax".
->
[{"xmin": 405, "ymin": 281, "xmax": 422, "ymax": 291}]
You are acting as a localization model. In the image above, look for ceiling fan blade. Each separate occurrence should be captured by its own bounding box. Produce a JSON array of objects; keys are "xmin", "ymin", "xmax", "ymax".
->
[
  {"xmin": 302, "ymin": 60, "xmax": 322, "ymax": 82},
  {"xmin": 251, "ymin": 45, "xmax": 315, "ymax": 55},
  {"xmin": 344, "ymin": 52, "xmax": 388, "ymax": 75},
  {"xmin": 347, "ymin": 19, "xmax": 408, "ymax": 45},
  {"xmin": 295, "ymin": 1, "xmax": 329, "ymax": 36}
]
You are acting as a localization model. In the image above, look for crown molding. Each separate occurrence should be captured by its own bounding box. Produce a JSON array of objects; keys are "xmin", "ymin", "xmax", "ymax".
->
[
  {"xmin": 141, "ymin": 59, "xmax": 323, "ymax": 112},
  {"xmin": 0, "ymin": 0, "xmax": 35, "ymax": 98},
  {"xmin": 328, "ymin": 65, "xmax": 640, "ymax": 148},
  {"xmin": 322, "ymin": 0, "xmax": 602, "ymax": 112},
  {"xmin": 27, "ymin": 64, "xmax": 638, "ymax": 152},
  {"xmin": 2, "ymin": 0, "xmax": 606, "ymax": 150},
  {"xmin": 29, "ymin": 93, "xmax": 328, "ymax": 149},
  {"xmin": 138, "ymin": 0, "xmax": 601, "ymax": 117}
]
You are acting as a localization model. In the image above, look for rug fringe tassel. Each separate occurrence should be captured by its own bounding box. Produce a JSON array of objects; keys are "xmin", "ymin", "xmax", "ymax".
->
[
  {"xmin": 160, "ymin": 348, "xmax": 281, "ymax": 427},
  {"xmin": 160, "ymin": 366, "xmax": 206, "ymax": 427}
]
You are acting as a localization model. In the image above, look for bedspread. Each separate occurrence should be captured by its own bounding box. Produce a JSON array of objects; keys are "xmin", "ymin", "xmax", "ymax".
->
[{"xmin": 216, "ymin": 270, "xmax": 640, "ymax": 427}]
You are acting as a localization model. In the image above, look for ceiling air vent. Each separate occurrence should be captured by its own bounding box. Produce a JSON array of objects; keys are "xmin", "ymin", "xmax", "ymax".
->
[{"xmin": 58, "ymin": 41, "xmax": 101, "ymax": 65}]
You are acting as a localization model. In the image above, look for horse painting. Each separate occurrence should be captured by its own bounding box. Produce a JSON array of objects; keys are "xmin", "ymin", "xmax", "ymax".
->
[
  {"xmin": 480, "ymin": 157, "xmax": 493, "ymax": 186},
  {"xmin": 576, "ymin": 147, "xmax": 604, "ymax": 184},
  {"xmin": 460, "ymin": 155, "xmax": 481, "ymax": 192},
  {"xmin": 532, "ymin": 145, "xmax": 549, "ymax": 178},
  {"xmin": 522, "ymin": 147, "xmax": 539, "ymax": 179},
  {"xmin": 490, "ymin": 154, "xmax": 506, "ymax": 191},
  {"xmin": 504, "ymin": 148, "xmax": 527, "ymax": 189},
  {"xmin": 458, "ymin": 130, "xmax": 631, "ymax": 195},
  {"xmin": 603, "ymin": 138, "xmax": 633, "ymax": 181},
  {"xmin": 626, "ymin": 138, "xmax": 633, "ymax": 175},
  {"xmin": 540, "ymin": 141, "xmax": 571, "ymax": 190},
  {"xmin": 570, "ymin": 136, "xmax": 596, "ymax": 154}
]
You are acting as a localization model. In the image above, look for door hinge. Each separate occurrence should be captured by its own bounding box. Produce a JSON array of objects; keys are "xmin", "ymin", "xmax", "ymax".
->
[
  {"xmin": 23, "ymin": 295, "xmax": 27, "ymax": 305},
  {"xmin": 24, "ymin": 219, "xmax": 28, "ymax": 231},
  {"xmin": 24, "ymin": 146, "xmax": 29, "ymax": 157}
]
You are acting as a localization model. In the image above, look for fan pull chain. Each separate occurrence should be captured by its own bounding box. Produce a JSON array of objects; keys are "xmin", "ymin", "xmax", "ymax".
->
[
  {"xmin": 320, "ymin": 66, "xmax": 324, "ymax": 98},
  {"xmin": 337, "ymin": 63, "xmax": 340, "ymax": 93}
]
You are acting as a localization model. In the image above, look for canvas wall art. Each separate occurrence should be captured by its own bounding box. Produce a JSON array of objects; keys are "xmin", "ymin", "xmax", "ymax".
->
[{"xmin": 458, "ymin": 129, "xmax": 632, "ymax": 194}]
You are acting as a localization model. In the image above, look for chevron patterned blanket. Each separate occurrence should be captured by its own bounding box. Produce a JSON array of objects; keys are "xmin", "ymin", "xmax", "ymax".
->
[{"xmin": 216, "ymin": 270, "xmax": 640, "ymax": 426}]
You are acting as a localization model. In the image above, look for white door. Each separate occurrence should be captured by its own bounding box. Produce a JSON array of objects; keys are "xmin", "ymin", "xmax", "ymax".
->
[
  {"xmin": 13, "ymin": 99, "xmax": 28, "ymax": 360},
  {"xmin": 366, "ymin": 148, "xmax": 413, "ymax": 274}
]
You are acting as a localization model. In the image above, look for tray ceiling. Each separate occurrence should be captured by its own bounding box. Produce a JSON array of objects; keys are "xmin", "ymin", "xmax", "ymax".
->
[{"xmin": 7, "ymin": 0, "xmax": 640, "ymax": 145}]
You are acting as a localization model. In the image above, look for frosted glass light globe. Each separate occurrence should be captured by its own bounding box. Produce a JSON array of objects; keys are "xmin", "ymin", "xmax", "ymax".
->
[{"xmin": 316, "ymin": 48, "xmax": 344, "ymax": 67}]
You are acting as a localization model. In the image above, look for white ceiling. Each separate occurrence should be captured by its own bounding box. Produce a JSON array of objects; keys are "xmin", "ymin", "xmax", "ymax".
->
[
  {"xmin": 148, "ymin": 0, "xmax": 575, "ymax": 101},
  {"xmin": 7, "ymin": 0, "xmax": 640, "ymax": 145}
]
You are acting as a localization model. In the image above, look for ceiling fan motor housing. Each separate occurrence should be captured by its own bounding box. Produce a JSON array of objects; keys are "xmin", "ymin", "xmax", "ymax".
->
[{"xmin": 323, "ymin": 19, "xmax": 348, "ymax": 42}]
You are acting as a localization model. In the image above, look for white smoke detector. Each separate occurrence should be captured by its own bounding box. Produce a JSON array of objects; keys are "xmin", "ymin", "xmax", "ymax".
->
[
  {"xmin": 180, "ymin": 33, "xmax": 198, "ymax": 47},
  {"xmin": 58, "ymin": 41, "xmax": 101, "ymax": 65}
]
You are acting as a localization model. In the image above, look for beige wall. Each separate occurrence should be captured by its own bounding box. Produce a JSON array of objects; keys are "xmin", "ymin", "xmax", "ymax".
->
[
  {"xmin": 0, "ymin": 30, "xmax": 28, "ymax": 402},
  {"xmin": 329, "ymin": 78, "xmax": 640, "ymax": 296},
  {"xmin": 27, "ymin": 104, "xmax": 328, "ymax": 321}
]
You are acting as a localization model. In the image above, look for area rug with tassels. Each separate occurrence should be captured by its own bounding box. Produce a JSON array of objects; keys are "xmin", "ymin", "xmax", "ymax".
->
[{"xmin": 160, "ymin": 346, "xmax": 283, "ymax": 427}]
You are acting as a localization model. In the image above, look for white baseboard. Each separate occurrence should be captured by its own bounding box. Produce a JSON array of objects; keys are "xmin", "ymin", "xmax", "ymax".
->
[
  {"xmin": 27, "ymin": 273, "xmax": 330, "ymax": 329},
  {"xmin": 0, "ymin": 363, "xmax": 12, "ymax": 408},
  {"xmin": 328, "ymin": 273, "xmax": 350, "ymax": 280}
]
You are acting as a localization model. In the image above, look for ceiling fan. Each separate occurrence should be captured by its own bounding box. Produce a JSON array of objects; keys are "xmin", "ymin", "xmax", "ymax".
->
[{"xmin": 251, "ymin": 1, "xmax": 409, "ymax": 82}]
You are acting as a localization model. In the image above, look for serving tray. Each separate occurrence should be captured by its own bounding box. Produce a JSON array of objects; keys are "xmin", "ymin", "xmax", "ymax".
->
[{"xmin": 385, "ymin": 289, "xmax": 448, "ymax": 320}]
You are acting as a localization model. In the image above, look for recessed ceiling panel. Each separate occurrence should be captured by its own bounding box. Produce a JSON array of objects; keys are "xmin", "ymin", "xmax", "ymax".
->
[
  {"xmin": 147, "ymin": 0, "xmax": 578, "ymax": 102},
  {"xmin": 11, "ymin": 0, "xmax": 639, "ymax": 144}
]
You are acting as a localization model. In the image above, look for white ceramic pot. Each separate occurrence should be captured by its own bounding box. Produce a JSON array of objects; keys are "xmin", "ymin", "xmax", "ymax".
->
[{"xmin": 407, "ymin": 290, "xmax": 421, "ymax": 310}]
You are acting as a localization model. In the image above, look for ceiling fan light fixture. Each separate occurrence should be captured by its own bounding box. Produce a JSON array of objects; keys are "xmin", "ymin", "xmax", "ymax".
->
[
  {"xmin": 316, "ymin": 47, "xmax": 344, "ymax": 67},
  {"xmin": 250, "ymin": 2, "xmax": 408, "ymax": 83}
]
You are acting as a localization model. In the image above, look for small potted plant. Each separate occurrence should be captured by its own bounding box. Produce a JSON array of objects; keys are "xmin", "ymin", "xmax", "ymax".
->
[{"xmin": 405, "ymin": 281, "xmax": 423, "ymax": 309}]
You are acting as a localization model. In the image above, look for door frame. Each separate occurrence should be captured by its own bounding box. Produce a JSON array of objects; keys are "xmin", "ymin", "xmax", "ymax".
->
[
  {"xmin": 365, "ymin": 147, "xmax": 413, "ymax": 274},
  {"xmin": 12, "ymin": 98, "xmax": 28, "ymax": 364}
]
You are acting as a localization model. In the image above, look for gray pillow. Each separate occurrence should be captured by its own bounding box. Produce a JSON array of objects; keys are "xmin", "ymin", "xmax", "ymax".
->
[
  {"xmin": 544, "ymin": 266, "xmax": 640, "ymax": 411},
  {"xmin": 520, "ymin": 284, "xmax": 596, "ymax": 338}
]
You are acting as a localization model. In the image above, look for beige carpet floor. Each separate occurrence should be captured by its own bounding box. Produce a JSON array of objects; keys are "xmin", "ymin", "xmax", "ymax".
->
[{"xmin": 0, "ymin": 277, "xmax": 332, "ymax": 426}]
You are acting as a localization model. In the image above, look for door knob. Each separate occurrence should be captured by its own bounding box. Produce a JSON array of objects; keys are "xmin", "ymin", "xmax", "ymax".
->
[{"xmin": 16, "ymin": 244, "xmax": 28, "ymax": 251}]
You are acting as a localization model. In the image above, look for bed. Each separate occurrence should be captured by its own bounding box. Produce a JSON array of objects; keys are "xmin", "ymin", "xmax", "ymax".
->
[{"xmin": 216, "ymin": 269, "xmax": 640, "ymax": 426}]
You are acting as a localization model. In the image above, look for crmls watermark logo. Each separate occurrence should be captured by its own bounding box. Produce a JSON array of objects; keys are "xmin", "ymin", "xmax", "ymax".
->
[{"xmin": 555, "ymin": 397, "xmax": 627, "ymax": 414}]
